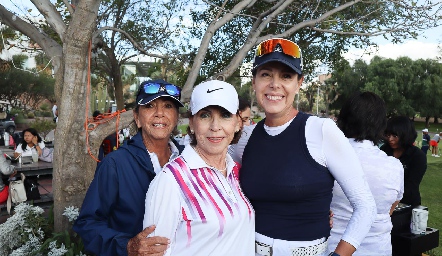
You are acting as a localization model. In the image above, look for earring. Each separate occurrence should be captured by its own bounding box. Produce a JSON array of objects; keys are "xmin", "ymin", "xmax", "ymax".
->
[{"xmin": 190, "ymin": 130, "xmax": 194, "ymax": 134}]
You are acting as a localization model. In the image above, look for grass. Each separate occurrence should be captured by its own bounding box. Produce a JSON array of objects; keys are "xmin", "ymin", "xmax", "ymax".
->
[
  {"xmin": 415, "ymin": 120, "xmax": 442, "ymax": 255},
  {"xmin": 408, "ymin": 120, "xmax": 442, "ymax": 255},
  {"xmin": 421, "ymin": 157, "xmax": 442, "ymax": 256}
]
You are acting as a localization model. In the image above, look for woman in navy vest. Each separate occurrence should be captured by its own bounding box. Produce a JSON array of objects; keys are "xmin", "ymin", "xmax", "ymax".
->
[{"xmin": 230, "ymin": 38, "xmax": 376, "ymax": 256}]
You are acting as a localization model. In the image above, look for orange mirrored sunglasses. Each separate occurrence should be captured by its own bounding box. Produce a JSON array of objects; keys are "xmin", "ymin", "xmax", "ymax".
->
[{"xmin": 256, "ymin": 38, "xmax": 301, "ymax": 59}]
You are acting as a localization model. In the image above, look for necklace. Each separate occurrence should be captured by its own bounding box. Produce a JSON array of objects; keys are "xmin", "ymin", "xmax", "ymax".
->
[{"xmin": 193, "ymin": 146, "xmax": 227, "ymax": 176}]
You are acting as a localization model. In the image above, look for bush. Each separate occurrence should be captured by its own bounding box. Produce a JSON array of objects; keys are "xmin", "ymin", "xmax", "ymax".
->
[
  {"xmin": 9, "ymin": 108, "xmax": 26, "ymax": 124},
  {"xmin": 27, "ymin": 112, "xmax": 35, "ymax": 119},
  {"xmin": 0, "ymin": 204, "xmax": 85, "ymax": 256},
  {"xmin": 29, "ymin": 118, "xmax": 56, "ymax": 139},
  {"xmin": 34, "ymin": 111, "xmax": 53, "ymax": 117},
  {"xmin": 39, "ymin": 103, "xmax": 50, "ymax": 112}
]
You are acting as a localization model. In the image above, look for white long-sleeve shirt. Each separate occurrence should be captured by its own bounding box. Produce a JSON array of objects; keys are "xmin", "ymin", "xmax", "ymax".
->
[
  {"xmin": 231, "ymin": 115, "xmax": 377, "ymax": 249},
  {"xmin": 328, "ymin": 139, "xmax": 403, "ymax": 255}
]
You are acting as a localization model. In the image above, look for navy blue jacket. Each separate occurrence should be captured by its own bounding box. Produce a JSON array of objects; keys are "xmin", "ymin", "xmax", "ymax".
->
[{"xmin": 73, "ymin": 133, "xmax": 183, "ymax": 255}]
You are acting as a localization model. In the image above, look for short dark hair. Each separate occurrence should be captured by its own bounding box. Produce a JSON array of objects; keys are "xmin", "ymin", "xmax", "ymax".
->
[
  {"xmin": 383, "ymin": 116, "xmax": 417, "ymax": 148},
  {"xmin": 92, "ymin": 110, "xmax": 101, "ymax": 118},
  {"xmin": 337, "ymin": 91, "xmax": 386, "ymax": 145},
  {"xmin": 238, "ymin": 97, "xmax": 251, "ymax": 112}
]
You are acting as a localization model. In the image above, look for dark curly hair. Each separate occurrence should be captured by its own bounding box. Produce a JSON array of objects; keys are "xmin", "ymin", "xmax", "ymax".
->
[{"xmin": 337, "ymin": 91, "xmax": 386, "ymax": 145}]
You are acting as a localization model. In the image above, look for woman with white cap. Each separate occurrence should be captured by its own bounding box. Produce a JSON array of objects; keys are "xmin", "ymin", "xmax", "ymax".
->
[
  {"xmin": 231, "ymin": 38, "xmax": 376, "ymax": 256},
  {"xmin": 143, "ymin": 80, "xmax": 254, "ymax": 255}
]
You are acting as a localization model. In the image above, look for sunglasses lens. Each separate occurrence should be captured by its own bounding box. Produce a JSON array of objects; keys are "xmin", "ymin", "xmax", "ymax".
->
[
  {"xmin": 143, "ymin": 83, "xmax": 161, "ymax": 94},
  {"xmin": 256, "ymin": 39, "xmax": 301, "ymax": 58},
  {"xmin": 165, "ymin": 85, "xmax": 181, "ymax": 97}
]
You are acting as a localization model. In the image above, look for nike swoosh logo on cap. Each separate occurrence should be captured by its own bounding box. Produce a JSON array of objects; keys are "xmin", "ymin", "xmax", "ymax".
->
[{"xmin": 207, "ymin": 88, "xmax": 223, "ymax": 93}]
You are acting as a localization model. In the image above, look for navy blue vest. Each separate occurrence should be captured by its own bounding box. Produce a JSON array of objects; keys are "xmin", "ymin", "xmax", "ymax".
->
[{"xmin": 240, "ymin": 112, "xmax": 334, "ymax": 241}]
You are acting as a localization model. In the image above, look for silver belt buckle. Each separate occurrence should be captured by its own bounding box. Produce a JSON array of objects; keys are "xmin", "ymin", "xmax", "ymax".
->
[{"xmin": 255, "ymin": 241, "xmax": 273, "ymax": 256}]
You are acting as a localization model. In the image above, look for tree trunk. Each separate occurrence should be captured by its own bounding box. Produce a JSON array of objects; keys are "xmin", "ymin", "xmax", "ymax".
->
[
  {"xmin": 52, "ymin": 0, "xmax": 102, "ymax": 232},
  {"xmin": 105, "ymin": 46, "xmax": 125, "ymax": 111},
  {"xmin": 113, "ymin": 72, "xmax": 125, "ymax": 111}
]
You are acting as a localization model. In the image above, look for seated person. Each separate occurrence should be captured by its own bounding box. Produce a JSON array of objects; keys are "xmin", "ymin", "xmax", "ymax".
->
[
  {"xmin": 14, "ymin": 128, "xmax": 45, "ymax": 158},
  {"xmin": 0, "ymin": 149, "xmax": 17, "ymax": 204}
]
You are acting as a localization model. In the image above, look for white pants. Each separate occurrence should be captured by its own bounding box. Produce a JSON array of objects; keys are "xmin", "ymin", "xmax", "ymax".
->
[{"xmin": 255, "ymin": 232, "xmax": 328, "ymax": 256}]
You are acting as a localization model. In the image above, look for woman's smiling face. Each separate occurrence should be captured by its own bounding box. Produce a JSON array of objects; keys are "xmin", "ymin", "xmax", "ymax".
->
[
  {"xmin": 252, "ymin": 62, "xmax": 303, "ymax": 117},
  {"xmin": 134, "ymin": 97, "xmax": 179, "ymax": 143},
  {"xmin": 189, "ymin": 106, "xmax": 239, "ymax": 158}
]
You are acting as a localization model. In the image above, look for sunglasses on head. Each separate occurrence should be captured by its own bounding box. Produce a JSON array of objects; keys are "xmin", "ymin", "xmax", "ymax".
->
[
  {"xmin": 256, "ymin": 38, "xmax": 302, "ymax": 59},
  {"xmin": 139, "ymin": 82, "xmax": 181, "ymax": 98}
]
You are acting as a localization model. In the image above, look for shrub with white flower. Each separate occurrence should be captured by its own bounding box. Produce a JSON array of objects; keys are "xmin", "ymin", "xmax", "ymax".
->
[{"xmin": 0, "ymin": 203, "xmax": 84, "ymax": 256}]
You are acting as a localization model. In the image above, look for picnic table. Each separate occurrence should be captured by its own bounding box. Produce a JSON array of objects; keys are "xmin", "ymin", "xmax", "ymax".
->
[
  {"xmin": 12, "ymin": 160, "xmax": 53, "ymax": 177},
  {"xmin": 1, "ymin": 146, "xmax": 53, "ymax": 216}
]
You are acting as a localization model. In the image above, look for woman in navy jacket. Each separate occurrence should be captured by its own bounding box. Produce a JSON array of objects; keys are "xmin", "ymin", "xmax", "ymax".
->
[{"xmin": 73, "ymin": 80, "xmax": 184, "ymax": 255}]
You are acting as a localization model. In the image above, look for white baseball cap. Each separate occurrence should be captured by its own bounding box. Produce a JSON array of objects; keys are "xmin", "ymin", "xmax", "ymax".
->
[
  {"xmin": 190, "ymin": 80, "xmax": 239, "ymax": 115},
  {"xmin": 422, "ymin": 128, "xmax": 428, "ymax": 132}
]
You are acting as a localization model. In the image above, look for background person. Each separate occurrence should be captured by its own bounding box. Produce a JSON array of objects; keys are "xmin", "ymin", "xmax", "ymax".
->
[
  {"xmin": 227, "ymin": 97, "xmax": 252, "ymax": 158},
  {"xmin": 52, "ymin": 101, "xmax": 58, "ymax": 123},
  {"xmin": 0, "ymin": 150, "xmax": 17, "ymax": 204},
  {"xmin": 143, "ymin": 80, "xmax": 254, "ymax": 255},
  {"xmin": 14, "ymin": 128, "xmax": 45, "ymax": 158},
  {"xmin": 329, "ymin": 91, "xmax": 404, "ymax": 255},
  {"xmin": 430, "ymin": 131, "xmax": 441, "ymax": 157},
  {"xmin": 380, "ymin": 116, "xmax": 427, "ymax": 207},
  {"xmin": 421, "ymin": 128, "xmax": 430, "ymax": 155},
  {"xmin": 238, "ymin": 97, "xmax": 252, "ymax": 127},
  {"xmin": 73, "ymin": 79, "xmax": 185, "ymax": 256},
  {"xmin": 231, "ymin": 38, "xmax": 376, "ymax": 256}
]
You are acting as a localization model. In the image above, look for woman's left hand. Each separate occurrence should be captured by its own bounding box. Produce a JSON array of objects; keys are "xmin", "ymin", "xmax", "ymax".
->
[{"xmin": 32, "ymin": 136, "xmax": 38, "ymax": 146}]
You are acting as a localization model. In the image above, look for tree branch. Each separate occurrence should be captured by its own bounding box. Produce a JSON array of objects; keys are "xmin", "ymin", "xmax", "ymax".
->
[
  {"xmin": 93, "ymin": 26, "xmax": 167, "ymax": 59},
  {"xmin": 0, "ymin": 4, "xmax": 63, "ymax": 71},
  {"xmin": 62, "ymin": 0, "xmax": 75, "ymax": 15},
  {"xmin": 182, "ymin": 0, "xmax": 256, "ymax": 101},
  {"xmin": 30, "ymin": 0, "xmax": 67, "ymax": 41}
]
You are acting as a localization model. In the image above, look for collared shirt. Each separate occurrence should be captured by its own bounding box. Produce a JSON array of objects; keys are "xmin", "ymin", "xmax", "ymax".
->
[
  {"xmin": 329, "ymin": 139, "xmax": 404, "ymax": 255},
  {"xmin": 15, "ymin": 142, "xmax": 46, "ymax": 157},
  {"xmin": 143, "ymin": 146, "xmax": 255, "ymax": 256},
  {"xmin": 148, "ymin": 141, "xmax": 180, "ymax": 174}
]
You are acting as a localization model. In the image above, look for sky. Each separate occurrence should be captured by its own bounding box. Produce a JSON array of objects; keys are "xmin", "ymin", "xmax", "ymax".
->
[
  {"xmin": 343, "ymin": 26, "xmax": 441, "ymax": 65},
  {"xmin": 1, "ymin": 0, "xmax": 441, "ymax": 66}
]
